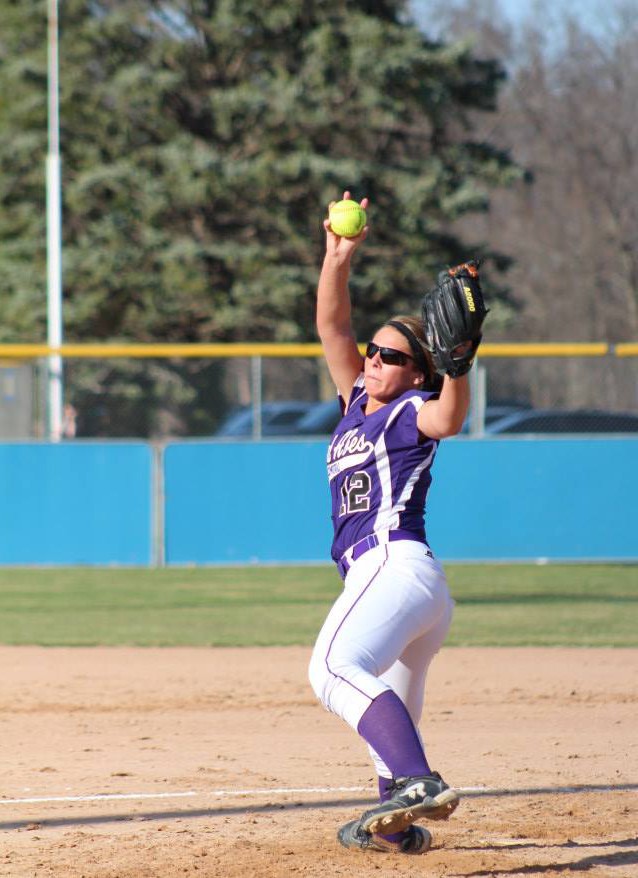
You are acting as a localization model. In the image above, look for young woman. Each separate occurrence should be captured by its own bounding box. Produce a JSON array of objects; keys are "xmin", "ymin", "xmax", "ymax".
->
[{"xmin": 308, "ymin": 193, "xmax": 473, "ymax": 856}]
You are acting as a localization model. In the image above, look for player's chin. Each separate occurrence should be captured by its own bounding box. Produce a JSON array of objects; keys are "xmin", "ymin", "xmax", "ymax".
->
[
  {"xmin": 364, "ymin": 375, "xmax": 381, "ymax": 395},
  {"xmin": 365, "ymin": 377, "xmax": 397, "ymax": 403}
]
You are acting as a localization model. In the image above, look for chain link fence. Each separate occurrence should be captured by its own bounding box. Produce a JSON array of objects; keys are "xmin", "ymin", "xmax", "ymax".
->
[
  {"xmin": 1, "ymin": 346, "xmax": 637, "ymax": 440},
  {"xmin": 468, "ymin": 352, "xmax": 638, "ymax": 436}
]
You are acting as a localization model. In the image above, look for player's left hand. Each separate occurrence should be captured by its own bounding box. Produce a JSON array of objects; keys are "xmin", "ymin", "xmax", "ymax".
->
[{"xmin": 421, "ymin": 260, "xmax": 489, "ymax": 378}]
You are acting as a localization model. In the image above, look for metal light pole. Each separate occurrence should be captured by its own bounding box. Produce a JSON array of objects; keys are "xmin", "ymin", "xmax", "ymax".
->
[{"xmin": 46, "ymin": 0, "xmax": 64, "ymax": 441}]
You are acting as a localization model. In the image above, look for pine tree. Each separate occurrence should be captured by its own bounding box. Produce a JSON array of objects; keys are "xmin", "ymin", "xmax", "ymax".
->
[{"xmin": 0, "ymin": 0, "xmax": 521, "ymax": 434}]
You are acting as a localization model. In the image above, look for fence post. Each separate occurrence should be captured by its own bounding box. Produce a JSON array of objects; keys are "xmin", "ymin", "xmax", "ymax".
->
[
  {"xmin": 469, "ymin": 361, "xmax": 487, "ymax": 436},
  {"xmin": 251, "ymin": 355, "xmax": 263, "ymax": 439},
  {"xmin": 151, "ymin": 442, "xmax": 165, "ymax": 567}
]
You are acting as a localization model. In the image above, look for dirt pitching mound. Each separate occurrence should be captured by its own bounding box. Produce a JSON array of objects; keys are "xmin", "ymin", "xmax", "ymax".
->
[{"xmin": 1, "ymin": 646, "xmax": 636, "ymax": 877}]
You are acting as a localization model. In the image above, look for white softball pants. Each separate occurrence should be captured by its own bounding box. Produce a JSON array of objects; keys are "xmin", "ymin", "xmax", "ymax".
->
[{"xmin": 308, "ymin": 540, "xmax": 454, "ymax": 778}]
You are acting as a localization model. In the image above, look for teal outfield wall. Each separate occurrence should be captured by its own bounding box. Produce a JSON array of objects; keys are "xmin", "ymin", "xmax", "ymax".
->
[
  {"xmin": 0, "ymin": 443, "xmax": 152, "ymax": 565},
  {"xmin": 164, "ymin": 438, "xmax": 638, "ymax": 564},
  {"xmin": 164, "ymin": 441, "xmax": 332, "ymax": 564},
  {"xmin": 1, "ymin": 438, "xmax": 636, "ymax": 565}
]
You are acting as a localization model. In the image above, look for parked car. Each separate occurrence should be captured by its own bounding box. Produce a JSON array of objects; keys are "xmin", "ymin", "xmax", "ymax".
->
[
  {"xmin": 486, "ymin": 408, "xmax": 638, "ymax": 434},
  {"xmin": 296, "ymin": 400, "xmax": 537, "ymax": 437},
  {"xmin": 295, "ymin": 398, "xmax": 342, "ymax": 436},
  {"xmin": 461, "ymin": 403, "xmax": 532, "ymax": 435},
  {"xmin": 214, "ymin": 401, "xmax": 314, "ymax": 437}
]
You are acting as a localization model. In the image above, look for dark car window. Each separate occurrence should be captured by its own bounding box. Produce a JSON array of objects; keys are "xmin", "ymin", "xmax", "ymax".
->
[
  {"xmin": 296, "ymin": 400, "xmax": 342, "ymax": 435},
  {"xmin": 215, "ymin": 402, "xmax": 312, "ymax": 436},
  {"xmin": 270, "ymin": 410, "xmax": 310, "ymax": 426}
]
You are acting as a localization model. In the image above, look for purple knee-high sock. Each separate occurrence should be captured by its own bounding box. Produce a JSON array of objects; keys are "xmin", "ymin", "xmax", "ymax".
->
[
  {"xmin": 357, "ymin": 689, "xmax": 431, "ymax": 779},
  {"xmin": 378, "ymin": 775, "xmax": 395, "ymax": 802}
]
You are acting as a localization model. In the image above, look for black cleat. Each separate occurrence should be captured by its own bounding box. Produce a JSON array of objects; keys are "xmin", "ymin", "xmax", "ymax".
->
[
  {"xmin": 359, "ymin": 772, "xmax": 459, "ymax": 835},
  {"xmin": 337, "ymin": 818, "xmax": 432, "ymax": 854}
]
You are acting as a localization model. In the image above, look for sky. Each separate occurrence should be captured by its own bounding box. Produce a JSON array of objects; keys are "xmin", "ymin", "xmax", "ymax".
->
[
  {"xmin": 412, "ymin": 0, "xmax": 606, "ymax": 35},
  {"xmin": 498, "ymin": 0, "xmax": 602, "ymax": 27}
]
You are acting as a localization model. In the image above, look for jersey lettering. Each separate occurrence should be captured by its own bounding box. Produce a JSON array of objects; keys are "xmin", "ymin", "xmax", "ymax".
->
[{"xmin": 327, "ymin": 428, "xmax": 374, "ymax": 481}]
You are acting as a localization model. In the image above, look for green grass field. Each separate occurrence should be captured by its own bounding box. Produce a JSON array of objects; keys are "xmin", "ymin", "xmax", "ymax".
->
[{"xmin": 0, "ymin": 564, "xmax": 636, "ymax": 647}]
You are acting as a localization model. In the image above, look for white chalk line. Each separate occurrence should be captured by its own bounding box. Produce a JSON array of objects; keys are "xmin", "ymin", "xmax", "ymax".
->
[
  {"xmin": 0, "ymin": 786, "xmax": 369, "ymax": 806},
  {"xmin": 0, "ymin": 783, "xmax": 630, "ymax": 807}
]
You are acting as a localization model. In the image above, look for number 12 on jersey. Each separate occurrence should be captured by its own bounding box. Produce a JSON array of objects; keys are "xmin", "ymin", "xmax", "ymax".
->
[{"xmin": 339, "ymin": 471, "xmax": 372, "ymax": 516}]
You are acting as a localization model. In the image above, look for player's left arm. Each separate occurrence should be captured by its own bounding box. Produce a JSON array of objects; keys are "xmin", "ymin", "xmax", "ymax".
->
[
  {"xmin": 417, "ymin": 260, "xmax": 488, "ymax": 439},
  {"xmin": 417, "ymin": 356, "xmax": 470, "ymax": 439}
]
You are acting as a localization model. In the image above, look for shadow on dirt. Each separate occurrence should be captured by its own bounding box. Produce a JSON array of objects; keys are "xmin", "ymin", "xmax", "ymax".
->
[
  {"xmin": 460, "ymin": 782, "xmax": 638, "ymax": 798},
  {"xmin": 0, "ymin": 795, "xmax": 374, "ymax": 832},
  {"xmin": 453, "ymin": 842, "xmax": 638, "ymax": 876}
]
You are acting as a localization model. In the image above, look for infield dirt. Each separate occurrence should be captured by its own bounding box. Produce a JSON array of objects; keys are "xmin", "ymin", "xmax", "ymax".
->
[{"xmin": 1, "ymin": 646, "xmax": 636, "ymax": 877}]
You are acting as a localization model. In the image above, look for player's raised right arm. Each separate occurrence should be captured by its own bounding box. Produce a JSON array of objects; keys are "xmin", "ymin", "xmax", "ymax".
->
[{"xmin": 316, "ymin": 193, "xmax": 369, "ymax": 400}]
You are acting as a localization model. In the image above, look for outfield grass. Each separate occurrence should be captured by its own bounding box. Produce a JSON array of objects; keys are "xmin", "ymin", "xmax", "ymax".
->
[{"xmin": 0, "ymin": 564, "xmax": 635, "ymax": 647}]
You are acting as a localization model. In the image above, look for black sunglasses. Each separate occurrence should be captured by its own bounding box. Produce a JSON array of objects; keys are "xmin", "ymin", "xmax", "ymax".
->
[{"xmin": 366, "ymin": 341, "xmax": 413, "ymax": 367}]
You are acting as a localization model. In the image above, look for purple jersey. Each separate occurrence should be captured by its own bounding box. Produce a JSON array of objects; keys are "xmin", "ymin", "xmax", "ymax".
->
[{"xmin": 326, "ymin": 374, "xmax": 439, "ymax": 562}]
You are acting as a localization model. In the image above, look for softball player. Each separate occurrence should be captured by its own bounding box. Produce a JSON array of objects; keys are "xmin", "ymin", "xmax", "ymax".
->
[{"xmin": 308, "ymin": 193, "xmax": 477, "ymax": 855}]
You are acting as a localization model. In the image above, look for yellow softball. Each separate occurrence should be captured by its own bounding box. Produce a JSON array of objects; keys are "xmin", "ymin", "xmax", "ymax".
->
[{"xmin": 328, "ymin": 199, "xmax": 367, "ymax": 238}]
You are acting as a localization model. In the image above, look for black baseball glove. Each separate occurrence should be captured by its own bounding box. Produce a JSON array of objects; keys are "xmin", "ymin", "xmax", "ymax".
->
[{"xmin": 421, "ymin": 260, "xmax": 489, "ymax": 378}]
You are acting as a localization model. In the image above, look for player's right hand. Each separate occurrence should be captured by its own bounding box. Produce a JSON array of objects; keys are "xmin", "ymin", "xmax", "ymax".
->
[{"xmin": 324, "ymin": 191, "xmax": 369, "ymax": 259}]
